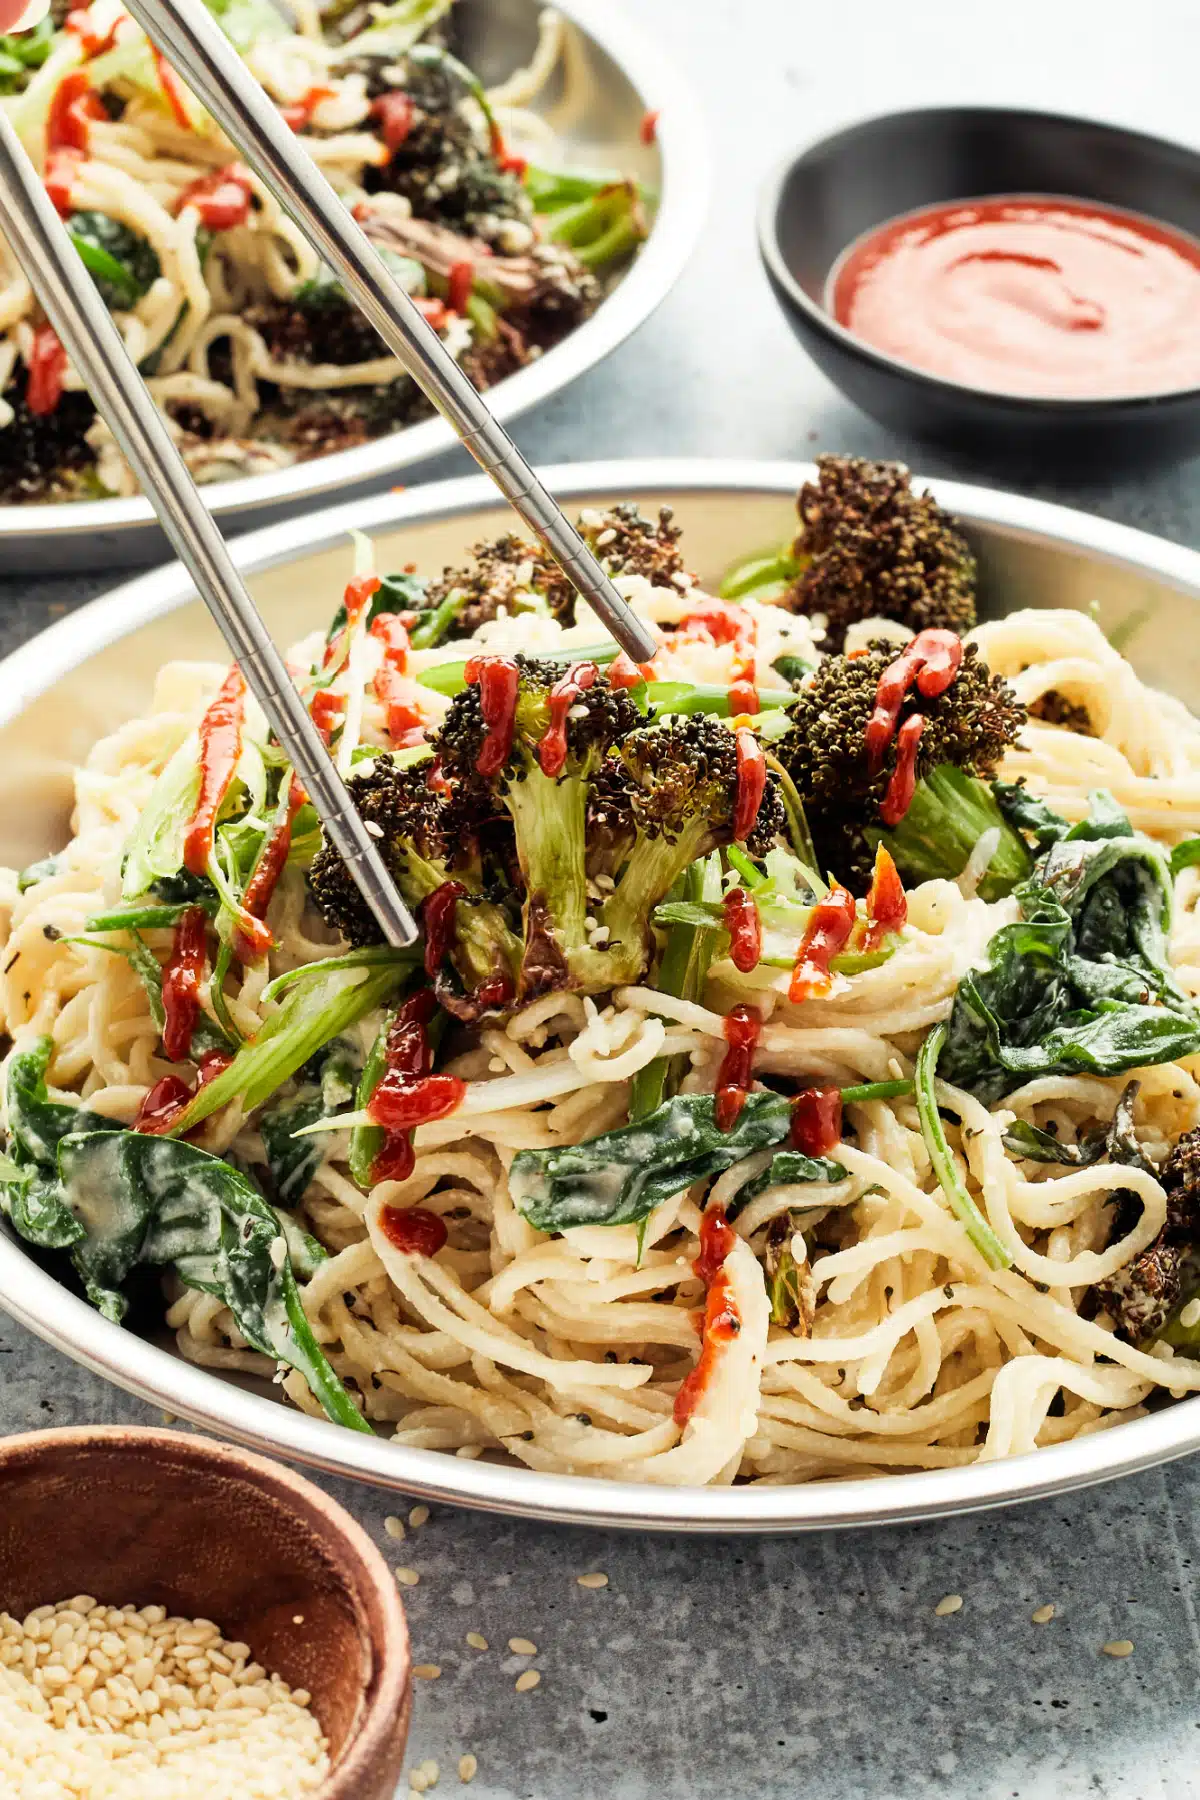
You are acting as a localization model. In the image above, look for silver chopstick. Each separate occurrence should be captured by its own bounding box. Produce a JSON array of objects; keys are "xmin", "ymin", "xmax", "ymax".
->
[
  {"xmin": 119, "ymin": 0, "xmax": 659, "ymax": 667},
  {"xmin": 0, "ymin": 109, "xmax": 418, "ymax": 949}
]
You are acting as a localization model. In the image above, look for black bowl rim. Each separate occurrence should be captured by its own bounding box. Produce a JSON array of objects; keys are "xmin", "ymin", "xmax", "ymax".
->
[{"xmin": 756, "ymin": 101, "xmax": 1200, "ymax": 415}]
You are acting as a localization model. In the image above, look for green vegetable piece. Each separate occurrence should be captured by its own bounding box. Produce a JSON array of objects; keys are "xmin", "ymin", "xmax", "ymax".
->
[
  {"xmin": 17, "ymin": 855, "xmax": 61, "ymax": 893},
  {"xmin": 58, "ymin": 1130, "xmax": 369, "ymax": 1431},
  {"xmin": 726, "ymin": 1148, "xmax": 847, "ymax": 1219},
  {"xmin": 839, "ymin": 1079, "xmax": 915, "ymax": 1103},
  {"xmin": 643, "ymin": 680, "xmax": 793, "ymax": 718},
  {"xmin": 3, "ymin": 1037, "xmax": 117, "ymax": 1170},
  {"xmin": 260, "ymin": 1047, "xmax": 358, "ymax": 1203},
  {"xmin": 417, "ymin": 641, "xmax": 620, "ymax": 698},
  {"xmin": 510, "ymin": 1091, "xmax": 794, "ymax": 1232},
  {"xmin": 68, "ymin": 212, "xmax": 161, "ymax": 311},
  {"xmin": 629, "ymin": 855, "xmax": 722, "ymax": 1123},
  {"xmin": 915, "ymin": 1024, "xmax": 1010, "ymax": 1270},
  {"xmin": 870, "ymin": 765, "xmax": 1032, "ymax": 901},
  {"xmin": 202, "ymin": 0, "xmax": 290, "ymax": 50},
  {"xmin": 1001, "ymin": 1119, "xmax": 1107, "ymax": 1166},
  {"xmin": 348, "ymin": 1014, "xmax": 390, "ymax": 1191},
  {"xmin": 0, "ymin": 15, "xmax": 53, "ymax": 94},
  {"xmin": 1171, "ymin": 838, "xmax": 1200, "ymax": 878},
  {"xmin": 991, "ymin": 781, "xmax": 1070, "ymax": 849},
  {"xmin": 120, "ymin": 734, "xmax": 203, "ymax": 900},
  {"xmin": 941, "ymin": 799, "xmax": 1200, "ymax": 1103},
  {"xmin": 166, "ymin": 961, "xmax": 410, "ymax": 1136},
  {"xmin": 523, "ymin": 163, "xmax": 629, "ymax": 208},
  {"xmin": 764, "ymin": 1213, "xmax": 809, "ymax": 1330}
]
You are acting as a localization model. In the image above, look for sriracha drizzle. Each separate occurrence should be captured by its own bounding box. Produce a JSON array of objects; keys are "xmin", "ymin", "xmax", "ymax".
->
[
  {"xmin": 184, "ymin": 665, "xmax": 246, "ymax": 876},
  {"xmin": 790, "ymin": 1087, "xmax": 843, "ymax": 1157},
  {"xmin": 464, "ymin": 656, "xmax": 520, "ymax": 776},
  {"xmin": 537, "ymin": 661, "xmax": 598, "ymax": 777},
  {"xmin": 161, "ymin": 905, "xmax": 207, "ymax": 1063},
  {"xmin": 366, "ymin": 990, "xmax": 465, "ymax": 1186},
  {"xmin": 379, "ymin": 1205, "xmax": 449, "ymax": 1257},
  {"xmin": 714, "ymin": 1004, "xmax": 761, "ymax": 1131},
  {"xmin": 722, "ymin": 887, "xmax": 761, "ymax": 974},
  {"xmin": 789, "ymin": 885, "xmax": 856, "ymax": 1002},
  {"xmin": 674, "ymin": 1206, "xmax": 741, "ymax": 1428}
]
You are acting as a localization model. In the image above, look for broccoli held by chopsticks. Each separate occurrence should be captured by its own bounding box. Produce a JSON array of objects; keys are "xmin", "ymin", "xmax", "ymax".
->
[
  {"xmin": 311, "ymin": 658, "xmax": 787, "ymax": 1009},
  {"xmin": 420, "ymin": 503, "xmax": 685, "ymax": 640},
  {"xmin": 307, "ymin": 756, "xmax": 522, "ymax": 1014},
  {"xmin": 774, "ymin": 634, "xmax": 1027, "ymax": 894},
  {"xmin": 781, "ymin": 455, "xmax": 978, "ymax": 651},
  {"xmin": 590, "ymin": 714, "xmax": 785, "ymax": 981}
]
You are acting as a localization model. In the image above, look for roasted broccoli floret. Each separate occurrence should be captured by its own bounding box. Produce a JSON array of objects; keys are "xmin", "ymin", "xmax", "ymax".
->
[
  {"xmin": 307, "ymin": 755, "xmax": 521, "ymax": 1011},
  {"xmin": 775, "ymin": 640, "xmax": 1026, "ymax": 893},
  {"xmin": 1097, "ymin": 1124, "xmax": 1200, "ymax": 1344},
  {"xmin": 783, "ymin": 455, "xmax": 977, "ymax": 651},
  {"xmin": 436, "ymin": 656, "xmax": 641, "ymax": 997},
  {"xmin": 592, "ymin": 715, "xmax": 785, "ymax": 980},
  {"xmin": 421, "ymin": 503, "xmax": 683, "ymax": 640}
]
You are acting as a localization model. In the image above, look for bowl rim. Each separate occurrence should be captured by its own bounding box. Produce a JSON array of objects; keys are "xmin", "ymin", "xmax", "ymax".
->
[
  {"xmin": 756, "ymin": 101, "xmax": 1200, "ymax": 414},
  {"xmin": 0, "ymin": 0, "xmax": 709, "ymax": 553},
  {"xmin": 0, "ymin": 1423, "xmax": 411, "ymax": 1796},
  {"xmin": 4, "ymin": 456, "xmax": 1200, "ymax": 1532}
]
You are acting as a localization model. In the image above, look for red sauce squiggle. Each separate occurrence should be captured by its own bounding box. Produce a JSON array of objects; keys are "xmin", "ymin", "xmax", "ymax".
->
[
  {"xmin": 865, "ymin": 628, "xmax": 962, "ymax": 772},
  {"xmin": 379, "ymin": 1204, "xmax": 449, "ymax": 1257},
  {"xmin": 538, "ymin": 661, "xmax": 598, "ymax": 777},
  {"xmin": 175, "ymin": 164, "xmax": 254, "ymax": 231},
  {"xmin": 371, "ymin": 91, "xmax": 413, "ymax": 152},
  {"xmin": 722, "ymin": 887, "xmax": 761, "ymax": 974},
  {"xmin": 134, "ymin": 1048, "xmax": 232, "ymax": 1136},
  {"xmin": 367, "ymin": 990, "xmax": 465, "ymax": 1185},
  {"xmin": 465, "ymin": 656, "xmax": 520, "ymax": 777},
  {"xmin": 608, "ymin": 651, "xmax": 656, "ymax": 689},
  {"xmin": 674, "ymin": 1206, "xmax": 741, "ymax": 1427},
  {"xmin": 372, "ymin": 614, "xmax": 424, "ymax": 745},
  {"xmin": 733, "ymin": 728, "xmax": 766, "ymax": 842},
  {"xmin": 714, "ymin": 1004, "xmax": 761, "ymax": 1131},
  {"xmin": 46, "ymin": 71, "xmax": 105, "ymax": 152},
  {"xmin": 151, "ymin": 47, "xmax": 191, "ymax": 130},
  {"xmin": 789, "ymin": 884, "xmax": 856, "ymax": 1002},
  {"xmin": 879, "ymin": 713, "xmax": 924, "ymax": 827},
  {"xmin": 423, "ymin": 880, "xmax": 465, "ymax": 978},
  {"xmin": 25, "ymin": 328, "xmax": 67, "ymax": 417},
  {"xmin": 447, "ymin": 259, "xmax": 473, "ymax": 315},
  {"xmin": 45, "ymin": 149, "xmax": 82, "ymax": 217},
  {"xmin": 161, "ymin": 905, "xmax": 207, "ymax": 1063},
  {"xmin": 65, "ymin": 9, "xmax": 121, "ymax": 55},
  {"xmin": 863, "ymin": 844, "xmax": 907, "ymax": 949},
  {"xmin": 234, "ymin": 773, "xmax": 306, "ymax": 962},
  {"xmin": 184, "ymin": 666, "xmax": 246, "ymax": 876},
  {"xmin": 280, "ymin": 84, "xmax": 335, "ymax": 131},
  {"xmin": 790, "ymin": 1087, "xmax": 843, "ymax": 1157}
]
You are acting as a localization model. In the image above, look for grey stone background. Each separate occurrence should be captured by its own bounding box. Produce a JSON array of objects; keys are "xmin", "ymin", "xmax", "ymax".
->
[{"xmin": 2, "ymin": 1, "xmax": 1200, "ymax": 1794}]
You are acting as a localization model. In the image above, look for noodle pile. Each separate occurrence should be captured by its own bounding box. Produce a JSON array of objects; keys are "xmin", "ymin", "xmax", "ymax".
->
[
  {"xmin": 6, "ymin": 574, "xmax": 1200, "ymax": 1487},
  {"xmin": 0, "ymin": 1, "xmax": 590, "ymax": 494}
]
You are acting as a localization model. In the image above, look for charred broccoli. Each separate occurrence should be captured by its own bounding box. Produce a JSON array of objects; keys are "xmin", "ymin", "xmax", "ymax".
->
[
  {"xmin": 1097, "ymin": 1125, "xmax": 1200, "ymax": 1344},
  {"xmin": 436, "ymin": 655, "xmax": 642, "ymax": 996},
  {"xmin": 775, "ymin": 639, "xmax": 1027, "ymax": 893},
  {"xmin": 422, "ymin": 504, "xmax": 685, "ymax": 640},
  {"xmin": 783, "ymin": 455, "xmax": 977, "ymax": 651},
  {"xmin": 307, "ymin": 755, "xmax": 522, "ymax": 1012},
  {"xmin": 592, "ymin": 714, "xmax": 785, "ymax": 980}
]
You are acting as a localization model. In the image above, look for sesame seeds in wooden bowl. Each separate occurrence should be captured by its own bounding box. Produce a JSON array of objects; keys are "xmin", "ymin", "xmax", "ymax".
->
[{"xmin": 0, "ymin": 1426, "xmax": 411, "ymax": 1800}]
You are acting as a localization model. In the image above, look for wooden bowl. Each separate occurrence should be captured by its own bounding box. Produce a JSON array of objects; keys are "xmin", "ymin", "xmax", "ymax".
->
[{"xmin": 0, "ymin": 1426, "xmax": 411, "ymax": 1799}]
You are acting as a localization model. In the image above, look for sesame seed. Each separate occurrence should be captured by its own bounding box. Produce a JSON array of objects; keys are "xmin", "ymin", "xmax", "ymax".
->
[
  {"xmin": 465, "ymin": 1633, "xmax": 488, "ymax": 1651},
  {"xmin": 384, "ymin": 1516, "xmax": 406, "ymax": 1541},
  {"xmin": 458, "ymin": 1752, "xmax": 478, "ymax": 1782},
  {"xmin": 419, "ymin": 1758, "xmax": 440, "ymax": 1783},
  {"xmin": 934, "ymin": 1595, "xmax": 963, "ymax": 1617},
  {"xmin": 508, "ymin": 1638, "xmax": 536, "ymax": 1656},
  {"xmin": 409, "ymin": 1504, "xmax": 430, "ymax": 1529},
  {"xmin": 1181, "ymin": 1298, "xmax": 1200, "ymax": 1328},
  {"xmin": 292, "ymin": 1615, "xmax": 305, "ymax": 1625},
  {"xmin": 1102, "ymin": 1640, "xmax": 1134, "ymax": 1658},
  {"xmin": 576, "ymin": 1573, "xmax": 608, "ymax": 1589},
  {"xmin": 514, "ymin": 1670, "xmax": 540, "ymax": 1693},
  {"xmin": 1031, "ymin": 1604, "xmax": 1055, "ymax": 1625},
  {"xmin": 394, "ymin": 1568, "xmax": 420, "ymax": 1587},
  {"xmin": 413, "ymin": 1664, "xmax": 442, "ymax": 1681}
]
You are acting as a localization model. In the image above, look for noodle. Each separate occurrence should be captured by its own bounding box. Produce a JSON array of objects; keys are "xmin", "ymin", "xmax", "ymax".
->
[
  {"xmin": 6, "ymin": 557, "xmax": 1200, "ymax": 1488},
  {"xmin": 0, "ymin": 0, "xmax": 634, "ymax": 499}
]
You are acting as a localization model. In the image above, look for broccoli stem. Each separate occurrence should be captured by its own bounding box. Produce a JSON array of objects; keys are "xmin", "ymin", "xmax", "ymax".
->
[
  {"xmin": 505, "ymin": 770, "xmax": 608, "ymax": 988},
  {"xmin": 915, "ymin": 1024, "xmax": 1010, "ymax": 1270},
  {"xmin": 870, "ymin": 764, "xmax": 1032, "ymax": 900},
  {"xmin": 600, "ymin": 817, "xmax": 718, "ymax": 983},
  {"xmin": 630, "ymin": 855, "xmax": 721, "ymax": 1120}
]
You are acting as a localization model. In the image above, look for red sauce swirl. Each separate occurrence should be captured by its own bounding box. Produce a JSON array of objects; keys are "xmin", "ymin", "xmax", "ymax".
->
[
  {"xmin": 830, "ymin": 195, "xmax": 1200, "ymax": 400},
  {"xmin": 714, "ymin": 1003, "xmax": 761, "ymax": 1131},
  {"xmin": 184, "ymin": 666, "xmax": 246, "ymax": 877},
  {"xmin": 674, "ymin": 1206, "xmax": 741, "ymax": 1427}
]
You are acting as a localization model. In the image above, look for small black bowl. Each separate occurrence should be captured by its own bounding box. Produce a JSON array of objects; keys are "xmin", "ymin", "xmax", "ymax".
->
[{"xmin": 757, "ymin": 106, "xmax": 1200, "ymax": 466}]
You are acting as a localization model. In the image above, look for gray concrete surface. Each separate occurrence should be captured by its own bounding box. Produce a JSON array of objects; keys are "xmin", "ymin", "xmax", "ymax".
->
[{"xmin": 2, "ymin": 1, "xmax": 1200, "ymax": 1794}]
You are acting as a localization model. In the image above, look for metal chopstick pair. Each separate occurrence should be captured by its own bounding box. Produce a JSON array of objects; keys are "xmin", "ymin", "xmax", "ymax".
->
[{"xmin": 0, "ymin": 0, "xmax": 657, "ymax": 948}]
